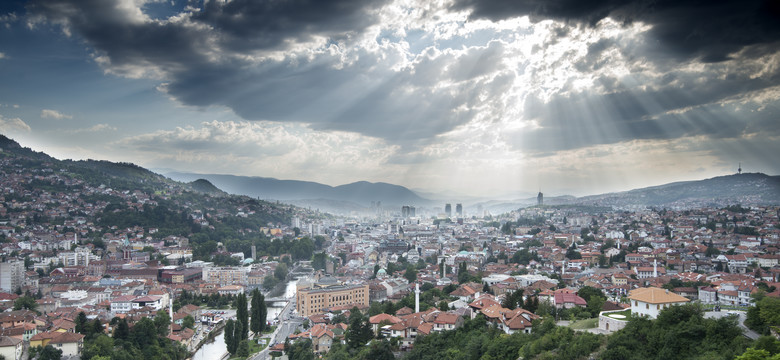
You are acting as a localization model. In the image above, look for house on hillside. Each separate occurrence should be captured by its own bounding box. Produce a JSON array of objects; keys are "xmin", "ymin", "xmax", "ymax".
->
[{"xmin": 628, "ymin": 287, "xmax": 689, "ymax": 319}]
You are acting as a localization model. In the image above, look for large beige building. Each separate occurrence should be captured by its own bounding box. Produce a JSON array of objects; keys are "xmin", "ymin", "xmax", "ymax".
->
[
  {"xmin": 202, "ymin": 266, "xmax": 248, "ymax": 286},
  {"xmin": 296, "ymin": 277, "xmax": 369, "ymax": 317}
]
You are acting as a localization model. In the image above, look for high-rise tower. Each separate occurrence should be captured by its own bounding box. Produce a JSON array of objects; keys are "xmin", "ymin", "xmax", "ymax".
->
[{"xmin": 537, "ymin": 191, "xmax": 543, "ymax": 206}]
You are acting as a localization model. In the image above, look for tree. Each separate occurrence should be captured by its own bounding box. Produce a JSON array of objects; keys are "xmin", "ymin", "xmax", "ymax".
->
[
  {"xmin": 734, "ymin": 348, "xmax": 780, "ymax": 360},
  {"xmin": 524, "ymin": 296, "xmax": 539, "ymax": 313},
  {"xmin": 286, "ymin": 339, "xmax": 315, "ymax": 360},
  {"xmin": 130, "ymin": 318, "xmax": 158, "ymax": 348},
  {"xmin": 250, "ymin": 288, "xmax": 266, "ymax": 335},
  {"xmin": 237, "ymin": 339, "xmax": 250, "ymax": 357},
  {"xmin": 275, "ymin": 263, "xmax": 288, "ymax": 281},
  {"xmin": 225, "ymin": 319, "xmax": 237, "ymax": 354},
  {"xmin": 76, "ymin": 311, "xmax": 89, "ymax": 335},
  {"xmin": 154, "ymin": 309, "xmax": 171, "ymax": 337},
  {"xmin": 483, "ymin": 283, "xmax": 492, "ymax": 294},
  {"xmin": 577, "ymin": 286, "xmax": 605, "ymax": 303},
  {"xmin": 361, "ymin": 339, "xmax": 395, "ymax": 360},
  {"xmin": 458, "ymin": 262, "xmax": 470, "ymax": 284},
  {"xmin": 182, "ymin": 315, "xmax": 195, "ymax": 330},
  {"xmin": 565, "ymin": 245, "xmax": 582, "ymax": 260},
  {"xmin": 234, "ymin": 316, "xmax": 244, "ymax": 348},
  {"xmin": 236, "ymin": 293, "xmax": 249, "ymax": 340},
  {"xmin": 112, "ymin": 317, "xmax": 130, "ymax": 340},
  {"xmin": 263, "ymin": 274, "xmax": 279, "ymax": 290},
  {"xmin": 404, "ymin": 264, "xmax": 418, "ymax": 282},
  {"xmin": 90, "ymin": 319, "xmax": 104, "ymax": 339},
  {"xmin": 706, "ymin": 245, "xmax": 721, "ymax": 257},
  {"xmin": 312, "ymin": 252, "xmax": 328, "ymax": 271},
  {"xmin": 346, "ymin": 307, "xmax": 373, "ymax": 349},
  {"xmin": 38, "ymin": 345, "xmax": 62, "ymax": 360},
  {"xmin": 81, "ymin": 335, "xmax": 113, "ymax": 360},
  {"xmin": 502, "ymin": 289, "xmax": 524, "ymax": 310},
  {"xmin": 13, "ymin": 295, "xmax": 38, "ymax": 313}
]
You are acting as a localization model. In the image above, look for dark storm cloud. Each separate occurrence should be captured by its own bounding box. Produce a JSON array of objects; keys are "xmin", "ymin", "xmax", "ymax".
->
[
  {"xmin": 26, "ymin": 0, "xmax": 213, "ymax": 73},
  {"xmin": 191, "ymin": 0, "xmax": 387, "ymax": 52},
  {"xmin": 452, "ymin": 0, "xmax": 780, "ymax": 62},
  {"xmin": 26, "ymin": 0, "xmax": 389, "ymax": 72}
]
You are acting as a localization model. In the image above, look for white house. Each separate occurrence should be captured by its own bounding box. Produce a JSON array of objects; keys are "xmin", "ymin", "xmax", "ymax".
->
[
  {"xmin": 110, "ymin": 295, "xmax": 135, "ymax": 314},
  {"xmin": 131, "ymin": 295, "xmax": 163, "ymax": 311},
  {"xmin": 698, "ymin": 286, "xmax": 718, "ymax": 304},
  {"xmin": 49, "ymin": 332, "xmax": 85, "ymax": 358},
  {"xmin": 628, "ymin": 287, "xmax": 690, "ymax": 319},
  {"xmin": 0, "ymin": 336, "xmax": 23, "ymax": 360}
]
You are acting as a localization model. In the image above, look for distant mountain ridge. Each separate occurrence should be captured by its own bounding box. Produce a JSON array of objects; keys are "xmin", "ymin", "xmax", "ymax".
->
[
  {"xmin": 164, "ymin": 172, "xmax": 429, "ymax": 207},
  {"xmin": 3, "ymin": 134, "xmax": 777, "ymax": 212},
  {"xmin": 574, "ymin": 172, "xmax": 780, "ymax": 208}
]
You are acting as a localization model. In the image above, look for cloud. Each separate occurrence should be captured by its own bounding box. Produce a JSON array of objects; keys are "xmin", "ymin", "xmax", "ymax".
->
[
  {"xmin": 0, "ymin": 114, "xmax": 31, "ymax": 132},
  {"xmin": 66, "ymin": 123, "xmax": 117, "ymax": 133},
  {"xmin": 451, "ymin": 0, "xmax": 780, "ymax": 62},
  {"xmin": 0, "ymin": 52, "xmax": 5, "ymax": 59},
  {"xmin": 22, "ymin": 0, "xmax": 780, "ymax": 161},
  {"xmin": 40, "ymin": 109, "xmax": 72, "ymax": 119},
  {"xmin": 116, "ymin": 120, "xmax": 400, "ymax": 184}
]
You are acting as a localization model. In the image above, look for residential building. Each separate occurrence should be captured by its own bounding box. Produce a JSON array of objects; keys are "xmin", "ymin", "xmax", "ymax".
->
[
  {"xmin": 202, "ymin": 266, "xmax": 248, "ymax": 286},
  {"xmin": 0, "ymin": 261, "xmax": 24, "ymax": 293},
  {"xmin": 0, "ymin": 336, "xmax": 23, "ymax": 360},
  {"xmin": 629, "ymin": 287, "xmax": 690, "ymax": 319}
]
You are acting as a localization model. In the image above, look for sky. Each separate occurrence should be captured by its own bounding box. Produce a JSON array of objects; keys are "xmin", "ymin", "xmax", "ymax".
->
[{"xmin": 0, "ymin": 0, "xmax": 779, "ymax": 199}]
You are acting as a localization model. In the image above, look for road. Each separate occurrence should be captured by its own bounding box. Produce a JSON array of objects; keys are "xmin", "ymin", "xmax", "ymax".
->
[
  {"xmin": 704, "ymin": 310, "xmax": 760, "ymax": 340},
  {"xmin": 252, "ymin": 298, "xmax": 303, "ymax": 360}
]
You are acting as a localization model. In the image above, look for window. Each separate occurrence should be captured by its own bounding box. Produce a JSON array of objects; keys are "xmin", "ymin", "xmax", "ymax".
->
[{"xmin": 646, "ymin": 304, "xmax": 649, "ymax": 309}]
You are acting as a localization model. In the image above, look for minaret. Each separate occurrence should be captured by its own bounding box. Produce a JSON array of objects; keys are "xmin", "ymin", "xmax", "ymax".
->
[
  {"xmin": 562, "ymin": 261, "xmax": 565, "ymax": 276},
  {"xmin": 415, "ymin": 283, "xmax": 420, "ymax": 313},
  {"xmin": 169, "ymin": 295, "xmax": 174, "ymax": 335},
  {"xmin": 653, "ymin": 258, "xmax": 658, "ymax": 278}
]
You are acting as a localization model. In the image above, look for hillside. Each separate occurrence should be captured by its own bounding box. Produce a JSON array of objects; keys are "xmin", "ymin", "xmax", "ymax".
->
[
  {"xmin": 0, "ymin": 134, "xmax": 301, "ymax": 265},
  {"xmin": 189, "ymin": 178, "xmax": 226, "ymax": 195},
  {"xmin": 165, "ymin": 172, "xmax": 429, "ymax": 207},
  {"xmin": 575, "ymin": 173, "xmax": 780, "ymax": 208}
]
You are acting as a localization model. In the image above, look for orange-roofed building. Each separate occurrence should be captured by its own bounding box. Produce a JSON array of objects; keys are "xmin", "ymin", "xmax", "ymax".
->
[{"xmin": 629, "ymin": 287, "xmax": 689, "ymax": 318}]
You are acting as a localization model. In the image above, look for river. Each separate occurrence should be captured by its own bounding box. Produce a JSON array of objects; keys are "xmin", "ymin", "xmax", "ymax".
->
[{"xmin": 191, "ymin": 280, "xmax": 298, "ymax": 359}]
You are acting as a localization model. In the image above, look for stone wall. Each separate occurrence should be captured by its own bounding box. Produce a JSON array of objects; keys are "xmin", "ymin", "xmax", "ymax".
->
[{"xmin": 598, "ymin": 311, "xmax": 629, "ymax": 333}]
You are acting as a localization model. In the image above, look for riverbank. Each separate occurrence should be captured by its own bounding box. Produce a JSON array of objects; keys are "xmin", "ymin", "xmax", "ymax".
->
[{"xmin": 190, "ymin": 321, "xmax": 226, "ymax": 358}]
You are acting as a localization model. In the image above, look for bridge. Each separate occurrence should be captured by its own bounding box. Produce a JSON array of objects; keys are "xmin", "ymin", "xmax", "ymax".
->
[{"xmin": 264, "ymin": 296, "xmax": 292, "ymax": 303}]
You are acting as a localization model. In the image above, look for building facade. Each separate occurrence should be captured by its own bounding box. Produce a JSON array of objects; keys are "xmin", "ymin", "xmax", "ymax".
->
[
  {"xmin": 628, "ymin": 287, "xmax": 690, "ymax": 319},
  {"xmin": 296, "ymin": 282, "xmax": 370, "ymax": 317},
  {"xmin": 0, "ymin": 261, "xmax": 24, "ymax": 293},
  {"xmin": 202, "ymin": 266, "xmax": 248, "ymax": 286}
]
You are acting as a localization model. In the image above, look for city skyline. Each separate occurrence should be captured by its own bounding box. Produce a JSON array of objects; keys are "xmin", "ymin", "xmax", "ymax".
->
[{"xmin": 1, "ymin": 0, "xmax": 779, "ymax": 197}]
